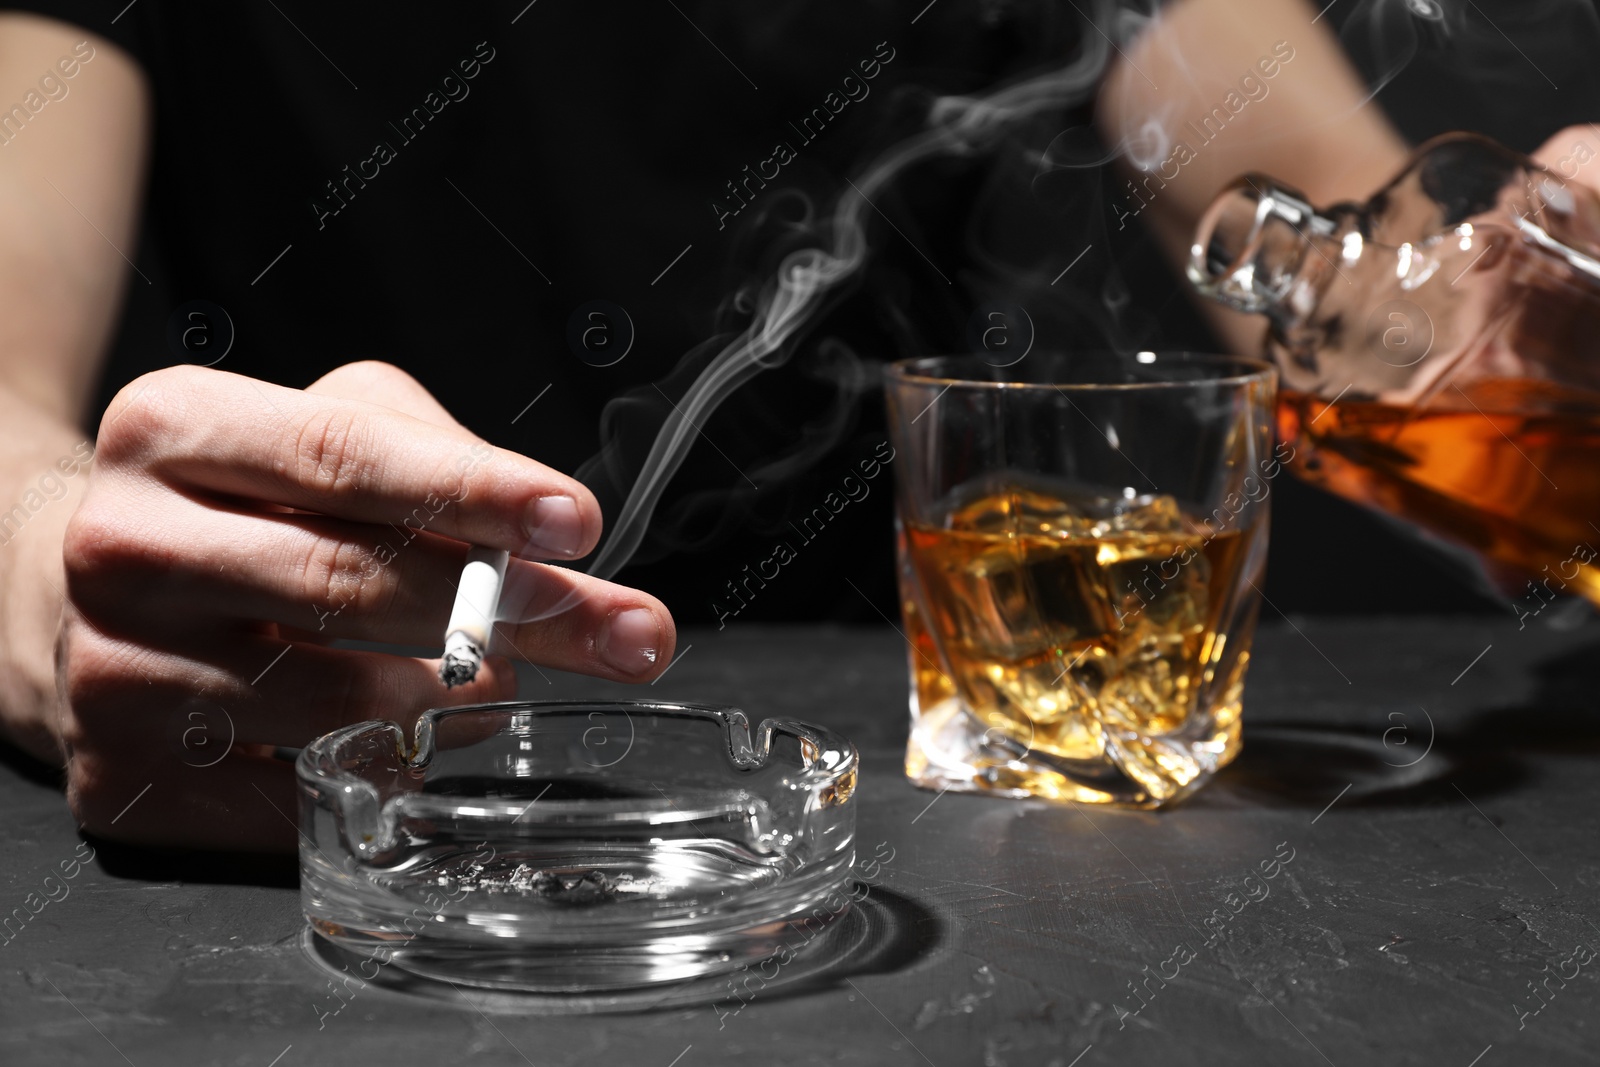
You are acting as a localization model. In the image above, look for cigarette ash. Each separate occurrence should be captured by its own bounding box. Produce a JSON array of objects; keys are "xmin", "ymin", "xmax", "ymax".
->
[
  {"xmin": 435, "ymin": 860, "xmax": 651, "ymax": 905},
  {"xmin": 438, "ymin": 644, "xmax": 481, "ymax": 689}
]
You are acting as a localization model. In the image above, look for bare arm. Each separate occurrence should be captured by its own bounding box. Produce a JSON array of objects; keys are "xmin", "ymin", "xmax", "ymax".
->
[
  {"xmin": 0, "ymin": 14, "xmax": 677, "ymax": 852},
  {"xmin": 1095, "ymin": 0, "xmax": 1410, "ymax": 352},
  {"xmin": 0, "ymin": 14, "xmax": 148, "ymax": 761}
]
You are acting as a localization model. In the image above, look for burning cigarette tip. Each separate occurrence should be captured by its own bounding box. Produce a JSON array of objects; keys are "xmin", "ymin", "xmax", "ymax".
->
[
  {"xmin": 439, "ymin": 545, "xmax": 509, "ymax": 689},
  {"xmin": 439, "ymin": 634, "xmax": 484, "ymax": 689}
]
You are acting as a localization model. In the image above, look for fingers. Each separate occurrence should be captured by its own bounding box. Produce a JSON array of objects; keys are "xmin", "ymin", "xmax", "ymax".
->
[
  {"xmin": 60, "ymin": 598, "xmax": 516, "ymax": 852},
  {"xmin": 495, "ymin": 564, "xmax": 676, "ymax": 680},
  {"xmin": 66, "ymin": 483, "xmax": 467, "ymax": 640},
  {"xmin": 303, "ymin": 360, "xmax": 463, "ymax": 429},
  {"xmin": 66, "ymin": 492, "xmax": 675, "ymax": 679},
  {"xmin": 63, "ymin": 622, "xmax": 518, "ymax": 753},
  {"xmin": 65, "ymin": 360, "xmax": 681, "ymax": 853},
  {"xmin": 65, "ymin": 641, "xmax": 514, "ymax": 852},
  {"xmin": 95, "ymin": 365, "xmax": 600, "ymax": 561},
  {"xmin": 64, "ymin": 639, "xmax": 508, "ymax": 852}
]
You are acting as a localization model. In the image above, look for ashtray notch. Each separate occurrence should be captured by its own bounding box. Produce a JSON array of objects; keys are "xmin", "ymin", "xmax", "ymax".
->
[{"xmin": 295, "ymin": 700, "xmax": 859, "ymax": 1008}]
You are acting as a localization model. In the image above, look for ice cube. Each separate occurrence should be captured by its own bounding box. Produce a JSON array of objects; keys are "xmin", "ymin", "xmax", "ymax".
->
[{"xmin": 946, "ymin": 485, "xmax": 1190, "ymax": 540}]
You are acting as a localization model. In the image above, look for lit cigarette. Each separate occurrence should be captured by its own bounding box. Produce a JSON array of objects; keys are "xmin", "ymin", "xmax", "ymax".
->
[{"xmin": 439, "ymin": 546, "xmax": 509, "ymax": 688}]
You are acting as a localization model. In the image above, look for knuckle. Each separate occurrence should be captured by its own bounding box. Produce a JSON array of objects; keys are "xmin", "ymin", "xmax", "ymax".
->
[
  {"xmin": 58, "ymin": 623, "xmax": 142, "ymax": 745},
  {"xmin": 60, "ymin": 502, "xmax": 112, "ymax": 579},
  {"xmin": 325, "ymin": 359, "xmax": 412, "ymax": 389},
  {"xmin": 300, "ymin": 533, "xmax": 393, "ymax": 622},
  {"xmin": 96, "ymin": 367, "xmax": 202, "ymax": 465},
  {"xmin": 62, "ymin": 499, "xmax": 158, "ymax": 591},
  {"xmin": 289, "ymin": 405, "xmax": 378, "ymax": 499}
]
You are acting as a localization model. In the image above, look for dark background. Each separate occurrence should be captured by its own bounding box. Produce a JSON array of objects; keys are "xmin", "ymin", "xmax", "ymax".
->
[{"xmin": 20, "ymin": 0, "xmax": 1600, "ymax": 626}]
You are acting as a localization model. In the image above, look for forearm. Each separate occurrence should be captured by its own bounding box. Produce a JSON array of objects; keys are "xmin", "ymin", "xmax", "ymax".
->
[
  {"xmin": 0, "ymin": 17, "xmax": 149, "ymax": 761},
  {"xmin": 0, "ymin": 383, "xmax": 92, "ymax": 763},
  {"xmin": 1096, "ymin": 0, "xmax": 1409, "ymax": 351},
  {"xmin": 0, "ymin": 17, "xmax": 147, "ymax": 423}
]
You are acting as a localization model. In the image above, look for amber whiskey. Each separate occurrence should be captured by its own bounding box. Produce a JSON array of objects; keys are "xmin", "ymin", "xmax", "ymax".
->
[
  {"xmin": 899, "ymin": 487, "xmax": 1262, "ymax": 807},
  {"xmin": 1279, "ymin": 380, "xmax": 1600, "ymax": 605}
]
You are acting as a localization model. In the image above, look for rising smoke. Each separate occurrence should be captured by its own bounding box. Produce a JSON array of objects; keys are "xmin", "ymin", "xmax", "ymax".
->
[
  {"xmin": 574, "ymin": 1, "xmax": 1116, "ymax": 585},
  {"xmin": 497, "ymin": 0, "xmax": 1582, "ymax": 627}
]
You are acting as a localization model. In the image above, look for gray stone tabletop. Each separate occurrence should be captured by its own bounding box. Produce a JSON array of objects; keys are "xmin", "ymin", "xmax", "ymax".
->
[{"xmin": 1, "ymin": 618, "xmax": 1597, "ymax": 1067}]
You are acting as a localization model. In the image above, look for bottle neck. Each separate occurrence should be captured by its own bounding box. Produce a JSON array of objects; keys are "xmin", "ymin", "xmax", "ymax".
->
[{"xmin": 1188, "ymin": 178, "xmax": 1345, "ymax": 325}]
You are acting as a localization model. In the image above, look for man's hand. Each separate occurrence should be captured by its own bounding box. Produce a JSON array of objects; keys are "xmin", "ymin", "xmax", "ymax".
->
[
  {"xmin": 1532, "ymin": 125, "xmax": 1600, "ymax": 197},
  {"xmin": 1096, "ymin": 0, "xmax": 1410, "ymax": 356},
  {"xmin": 58, "ymin": 361, "xmax": 675, "ymax": 851}
]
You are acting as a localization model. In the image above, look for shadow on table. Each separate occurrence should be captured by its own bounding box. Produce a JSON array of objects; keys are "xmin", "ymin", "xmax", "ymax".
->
[
  {"xmin": 1216, "ymin": 637, "xmax": 1600, "ymax": 810},
  {"xmin": 86, "ymin": 836, "xmax": 299, "ymax": 887},
  {"xmin": 765, "ymin": 884, "xmax": 945, "ymax": 1000}
]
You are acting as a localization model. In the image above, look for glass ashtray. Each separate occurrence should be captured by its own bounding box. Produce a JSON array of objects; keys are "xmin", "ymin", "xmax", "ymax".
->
[{"xmin": 296, "ymin": 700, "xmax": 859, "ymax": 1011}]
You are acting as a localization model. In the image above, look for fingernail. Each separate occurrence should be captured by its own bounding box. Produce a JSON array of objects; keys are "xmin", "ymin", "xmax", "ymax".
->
[
  {"xmin": 599, "ymin": 609, "xmax": 661, "ymax": 676},
  {"xmin": 524, "ymin": 495, "xmax": 585, "ymax": 557}
]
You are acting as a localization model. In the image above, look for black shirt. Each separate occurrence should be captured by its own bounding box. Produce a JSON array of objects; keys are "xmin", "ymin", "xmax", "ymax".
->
[
  {"xmin": 15, "ymin": 0, "xmax": 1587, "ymax": 619},
  {"xmin": 3, "ymin": 0, "xmax": 1098, "ymax": 623}
]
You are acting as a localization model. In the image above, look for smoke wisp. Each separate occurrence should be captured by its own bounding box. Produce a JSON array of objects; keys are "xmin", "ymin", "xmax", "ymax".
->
[{"xmin": 576, "ymin": 3, "xmax": 1114, "ymax": 585}]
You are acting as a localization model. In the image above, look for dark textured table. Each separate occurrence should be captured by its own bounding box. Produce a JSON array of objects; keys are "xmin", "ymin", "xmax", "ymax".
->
[{"xmin": 3, "ymin": 617, "xmax": 1598, "ymax": 1066}]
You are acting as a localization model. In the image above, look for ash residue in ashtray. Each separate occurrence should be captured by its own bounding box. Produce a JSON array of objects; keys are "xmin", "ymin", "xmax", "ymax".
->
[{"xmin": 437, "ymin": 862, "xmax": 647, "ymax": 905}]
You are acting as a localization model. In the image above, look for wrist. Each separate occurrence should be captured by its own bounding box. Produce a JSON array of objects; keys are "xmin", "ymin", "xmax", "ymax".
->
[{"xmin": 0, "ymin": 477, "xmax": 77, "ymax": 765}]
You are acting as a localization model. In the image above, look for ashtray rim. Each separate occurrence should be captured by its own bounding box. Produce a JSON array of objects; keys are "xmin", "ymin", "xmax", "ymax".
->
[
  {"xmin": 296, "ymin": 698, "xmax": 859, "ymax": 860},
  {"xmin": 295, "ymin": 699, "xmax": 863, "ymax": 998}
]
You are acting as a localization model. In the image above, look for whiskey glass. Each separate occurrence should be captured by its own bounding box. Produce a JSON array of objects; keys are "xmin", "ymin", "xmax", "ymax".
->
[{"xmin": 885, "ymin": 352, "xmax": 1276, "ymax": 808}]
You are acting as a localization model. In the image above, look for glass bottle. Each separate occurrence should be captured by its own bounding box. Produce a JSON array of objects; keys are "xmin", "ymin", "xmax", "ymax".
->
[{"xmin": 1188, "ymin": 132, "xmax": 1600, "ymax": 609}]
